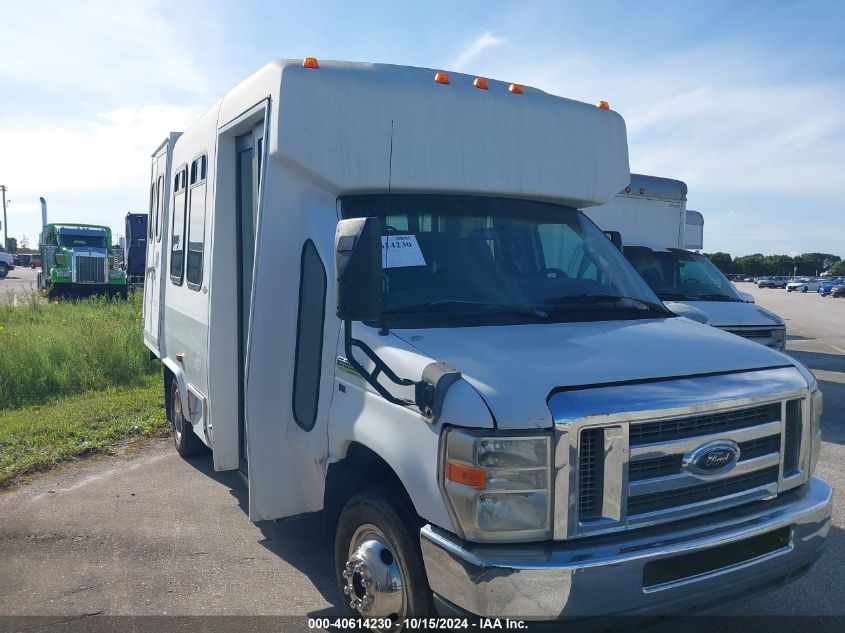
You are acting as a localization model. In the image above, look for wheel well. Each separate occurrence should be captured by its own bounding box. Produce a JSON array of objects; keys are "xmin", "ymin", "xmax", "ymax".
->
[{"xmin": 324, "ymin": 442, "xmax": 418, "ymax": 530}]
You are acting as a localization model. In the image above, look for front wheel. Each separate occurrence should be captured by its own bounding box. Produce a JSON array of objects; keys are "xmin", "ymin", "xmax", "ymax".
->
[
  {"xmin": 335, "ymin": 488, "xmax": 433, "ymax": 629},
  {"xmin": 0, "ymin": 263, "xmax": 8, "ymax": 278},
  {"xmin": 802, "ymin": 286, "xmax": 808, "ymax": 293}
]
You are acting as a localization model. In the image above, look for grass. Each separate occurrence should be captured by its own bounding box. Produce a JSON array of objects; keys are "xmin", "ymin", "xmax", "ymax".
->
[
  {"xmin": 0, "ymin": 374, "xmax": 167, "ymax": 487},
  {"xmin": 0, "ymin": 290, "xmax": 168, "ymax": 488},
  {"xmin": 0, "ymin": 290, "xmax": 155, "ymax": 410}
]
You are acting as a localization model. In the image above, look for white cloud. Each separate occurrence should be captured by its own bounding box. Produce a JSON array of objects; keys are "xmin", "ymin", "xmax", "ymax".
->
[
  {"xmin": 463, "ymin": 42, "xmax": 845, "ymax": 255},
  {"xmin": 0, "ymin": 104, "xmax": 206, "ymax": 241},
  {"xmin": 452, "ymin": 31, "xmax": 504, "ymax": 71}
]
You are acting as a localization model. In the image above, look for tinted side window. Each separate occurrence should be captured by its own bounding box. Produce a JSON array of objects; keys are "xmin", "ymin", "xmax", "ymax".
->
[
  {"xmin": 186, "ymin": 154, "xmax": 207, "ymax": 288},
  {"xmin": 170, "ymin": 168, "xmax": 187, "ymax": 283},
  {"xmin": 156, "ymin": 175, "xmax": 164, "ymax": 242},
  {"xmin": 292, "ymin": 241, "xmax": 327, "ymax": 431}
]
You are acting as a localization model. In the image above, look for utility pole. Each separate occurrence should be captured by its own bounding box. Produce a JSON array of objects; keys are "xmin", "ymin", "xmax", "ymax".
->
[{"xmin": 0, "ymin": 185, "xmax": 7, "ymax": 250}]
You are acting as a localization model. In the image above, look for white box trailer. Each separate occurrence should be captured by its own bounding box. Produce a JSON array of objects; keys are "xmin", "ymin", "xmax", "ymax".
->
[
  {"xmin": 584, "ymin": 175, "xmax": 787, "ymax": 350},
  {"xmin": 684, "ymin": 209, "xmax": 704, "ymax": 250},
  {"xmin": 144, "ymin": 60, "xmax": 829, "ymax": 623}
]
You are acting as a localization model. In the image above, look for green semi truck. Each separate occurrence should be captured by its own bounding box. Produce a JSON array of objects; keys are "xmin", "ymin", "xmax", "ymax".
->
[{"xmin": 38, "ymin": 223, "xmax": 128, "ymax": 299}]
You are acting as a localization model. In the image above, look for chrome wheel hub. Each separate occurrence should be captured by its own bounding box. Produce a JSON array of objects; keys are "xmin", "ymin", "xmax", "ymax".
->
[{"xmin": 344, "ymin": 525, "xmax": 405, "ymax": 624}]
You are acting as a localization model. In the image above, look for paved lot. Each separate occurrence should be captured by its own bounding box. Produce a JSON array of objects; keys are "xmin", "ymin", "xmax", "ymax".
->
[
  {"xmin": 0, "ymin": 283, "xmax": 842, "ymax": 625},
  {"xmin": 0, "ymin": 266, "xmax": 40, "ymax": 305}
]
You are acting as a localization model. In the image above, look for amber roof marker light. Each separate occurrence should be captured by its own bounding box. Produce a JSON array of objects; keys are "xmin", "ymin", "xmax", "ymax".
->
[
  {"xmin": 434, "ymin": 71, "xmax": 450, "ymax": 84},
  {"xmin": 597, "ymin": 100, "xmax": 610, "ymax": 110},
  {"xmin": 509, "ymin": 83, "xmax": 524, "ymax": 95},
  {"xmin": 474, "ymin": 77, "xmax": 489, "ymax": 90},
  {"xmin": 302, "ymin": 57, "xmax": 319, "ymax": 69}
]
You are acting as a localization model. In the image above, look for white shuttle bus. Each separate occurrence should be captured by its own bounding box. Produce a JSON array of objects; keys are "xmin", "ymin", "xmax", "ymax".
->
[
  {"xmin": 585, "ymin": 175, "xmax": 787, "ymax": 350},
  {"xmin": 144, "ymin": 60, "xmax": 830, "ymax": 624}
]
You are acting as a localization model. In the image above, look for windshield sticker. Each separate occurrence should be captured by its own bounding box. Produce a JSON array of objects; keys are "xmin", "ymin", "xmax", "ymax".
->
[{"xmin": 382, "ymin": 235, "xmax": 427, "ymax": 268}]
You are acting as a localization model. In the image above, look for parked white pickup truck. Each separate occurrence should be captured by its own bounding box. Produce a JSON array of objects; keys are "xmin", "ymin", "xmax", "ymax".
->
[
  {"xmin": 585, "ymin": 175, "xmax": 787, "ymax": 350},
  {"xmin": 144, "ymin": 60, "xmax": 831, "ymax": 624}
]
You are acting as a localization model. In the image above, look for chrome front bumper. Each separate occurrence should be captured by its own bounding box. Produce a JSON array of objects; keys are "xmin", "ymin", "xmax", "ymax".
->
[{"xmin": 420, "ymin": 476, "xmax": 832, "ymax": 620}]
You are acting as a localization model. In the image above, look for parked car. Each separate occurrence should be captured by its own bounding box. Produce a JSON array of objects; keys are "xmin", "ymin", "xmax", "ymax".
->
[
  {"xmin": 758, "ymin": 276, "xmax": 788, "ymax": 288},
  {"xmin": 0, "ymin": 248, "xmax": 14, "ymax": 277},
  {"xmin": 818, "ymin": 277, "xmax": 845, "ymax": 296},
  {"xmin": 13, "ymin": 254, "xmax": 32, "ymax": 267},
  {"xmin": 832, "ymin": 283, "xmax": 845, "ymax": 298},
  {"xmin": 787, "ymin": 278, "xmax": 823, "ymax": 293}
]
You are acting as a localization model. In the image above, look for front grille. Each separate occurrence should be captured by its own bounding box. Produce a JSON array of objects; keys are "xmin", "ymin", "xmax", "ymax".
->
[
  {"xmin": 628, "ymin": 434, "xmax": 781, "ymax": 482},
  {"xmin": 629, "ymin": 455, "xmax": 682, "ymax": 481},
  {"xmin": 724, "ymin": 328, "xmax": 773, "ymax": 340},
  {"xmin": 628, "ymin": 467, "xmax": 779, "ymax": 515},
  {"xmin": 784, "ymin": 399, "xmax": 802, "ymax": 475},
  {"xmin": 629, "ymin": 403, "xmax": 780, "ymax": 445},
  {"xmin": 574, "ymin": 396, "xmax": 806, "ymax": 534},
  {"xmin": 578, "ymin": 427, "xmax": 604, "ymax": 519},
  {"xmin": 75, "ymin": 256, "xmax": 105, "ymax": 284}
]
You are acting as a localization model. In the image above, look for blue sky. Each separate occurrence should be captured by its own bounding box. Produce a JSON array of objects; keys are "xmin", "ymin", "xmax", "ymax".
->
[{"xmin": 1, "ymin": 0, "xmax": 843, "ymax": 256}]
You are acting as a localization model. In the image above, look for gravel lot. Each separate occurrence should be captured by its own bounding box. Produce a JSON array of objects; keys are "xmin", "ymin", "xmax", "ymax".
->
[
  {"xmin": 0, "ymin": 266, "xmax": 40, "ymax": 305},
  {"xmin": 0, "ymin": 282, "xmax": 842, "ymax": 628}
]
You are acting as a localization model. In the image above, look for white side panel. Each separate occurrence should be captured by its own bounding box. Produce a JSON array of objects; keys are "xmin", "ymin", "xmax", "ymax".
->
[{"xmin": 584, "ymin": 193, "xmax": 687, "ymax": 249}]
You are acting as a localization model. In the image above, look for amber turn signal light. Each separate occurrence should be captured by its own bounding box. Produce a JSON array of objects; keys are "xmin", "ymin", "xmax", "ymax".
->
[
  {"xmin": 446, "ymin": 462, "xmax": 486, "ymax": 489},
  {"xmin": 302, "ymin": 57, "xmax": 319, "ymax": 69}
]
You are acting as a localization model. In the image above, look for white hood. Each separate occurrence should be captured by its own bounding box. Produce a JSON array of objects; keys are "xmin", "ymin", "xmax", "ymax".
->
[
  {"xmin": 664, "ymin": 300, "xmax": 784, "ymax": 328},
  {"xmin": 394, "ymin": 317, "xmax": 795, "ymax": 429}
]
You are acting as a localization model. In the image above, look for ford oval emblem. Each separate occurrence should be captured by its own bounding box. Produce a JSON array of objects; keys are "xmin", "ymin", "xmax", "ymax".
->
[{"xmin": 683, "ymin": 440, "xmax": 740, "ymax": 476}]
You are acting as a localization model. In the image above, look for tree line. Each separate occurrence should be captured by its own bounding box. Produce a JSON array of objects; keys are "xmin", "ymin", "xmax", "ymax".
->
[{"xmin": 703, "ymin": 252, "xmax": 845, "ymax": 277}]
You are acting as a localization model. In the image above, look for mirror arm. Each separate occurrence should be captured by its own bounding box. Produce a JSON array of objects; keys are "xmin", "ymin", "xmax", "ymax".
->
[{"xmin": 344, "ymin": 320, "xmax": 415, "ymax": 407}]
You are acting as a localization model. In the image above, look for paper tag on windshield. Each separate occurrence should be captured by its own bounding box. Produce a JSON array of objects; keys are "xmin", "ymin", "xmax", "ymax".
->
[{"xmin": 382, "ymin": 235, "xmax": 427, "ymax": 268}]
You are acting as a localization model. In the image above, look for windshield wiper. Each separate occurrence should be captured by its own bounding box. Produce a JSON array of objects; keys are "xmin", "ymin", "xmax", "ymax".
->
[
  {"xmin": 384, "ymin": 300, "xmax": 548, "ymax": 318},
  {"xmin": 544, "ymin": 293, "xmax": 667, "ymax": 312},
  {"xmin": 695, "ymin": 293, "xmax": 742, "ymax": 302},
  {"xmin": 657, "ymin": 292, "xmax": 698, "ymax": 301}
]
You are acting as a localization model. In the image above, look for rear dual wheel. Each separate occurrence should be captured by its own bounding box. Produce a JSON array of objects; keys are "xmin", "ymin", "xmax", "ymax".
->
[{"xmin": 169, "ymin": 380, "xmax": 206, "ymax": 457}]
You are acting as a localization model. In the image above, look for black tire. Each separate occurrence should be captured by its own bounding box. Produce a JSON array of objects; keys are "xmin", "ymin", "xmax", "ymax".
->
[
  {"xmin": 802, "ymin": 286, "xmax": 808, "ymax": 293},
  {"xmin": 0, "ymin": 263, "xmax": 8, "ymax": 278},
  {"xmin": 335, "ymin": 487, "xmax": 433, "ymax": 626},
  {"xmin": 168, "ymin": 378, "xmax": 206, "ymax": 457}
]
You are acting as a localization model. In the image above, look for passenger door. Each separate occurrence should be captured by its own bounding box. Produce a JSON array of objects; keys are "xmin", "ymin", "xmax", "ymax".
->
[
  {"xmin": 143, "ymin": 142, "xmax": 170, "ymax": 353},
  {"xmin": 235, "ymin": 124, "xmax": 263, "ymax": 475}
]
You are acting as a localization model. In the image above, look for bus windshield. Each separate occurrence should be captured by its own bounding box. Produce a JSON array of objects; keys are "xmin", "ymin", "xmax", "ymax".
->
[
  {"xmin": 624, "ymin": 246, "xmax": 744, "ymax": 302},
  {"xmin": 342, "ymin": 195, "xmax": 672, "ymax": 328}
]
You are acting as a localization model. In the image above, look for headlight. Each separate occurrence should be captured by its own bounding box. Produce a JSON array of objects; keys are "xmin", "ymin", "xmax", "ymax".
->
[
  {"xmin": 441, "ymin": 429, "xmax": 551, "ymax": 542},
  {"xmin": 809, "ymin": 388, "xmax": 823, "ymax": 473}
]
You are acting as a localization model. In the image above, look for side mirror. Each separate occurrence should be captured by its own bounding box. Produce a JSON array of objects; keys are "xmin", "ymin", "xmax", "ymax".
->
[
  {"xmin": 604, "ymin": 230, "xmax": 623, "ymax": 252},
  {"xmin": 738, "ymin": 291, "xmax": 755, "ymax": 304},
  {"xmin": 335, "ymin": 217, "xmax": 383, "ymax": 322}
]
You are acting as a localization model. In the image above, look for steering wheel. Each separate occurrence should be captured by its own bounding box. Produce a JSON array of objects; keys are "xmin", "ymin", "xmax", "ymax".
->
[
  {"xmin": 540, "ymin": 267, "xmax": 568, "ymax": 278},
  {"xmin": 681, "ymin": 278, "xmax": 705, "ymax": 290}
]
